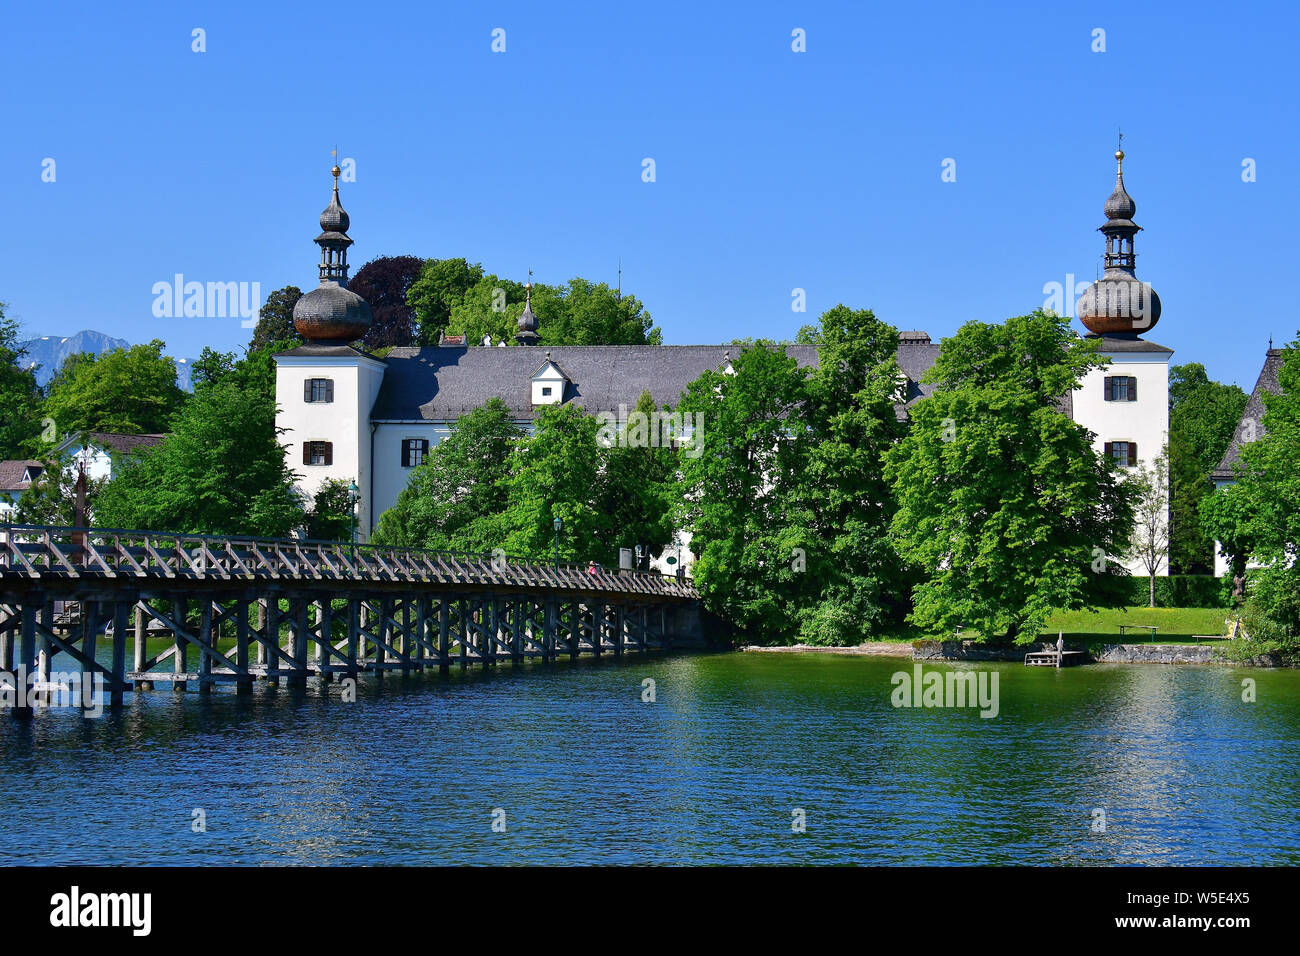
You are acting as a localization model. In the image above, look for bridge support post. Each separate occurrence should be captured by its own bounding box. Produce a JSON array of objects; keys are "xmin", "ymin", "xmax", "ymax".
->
[
  {"xmin": 197, "ymin": 599, "xmax": 213, "ymax": 694},
  {"xmin": 37, "ymin": 601, "xmax": 53, "ymax": 696},
  {"xmin": 376, "ymin": 598, "xmax": 392, "ymax": 674},
  {"xmin": 543, "ymin": 599, "xmax": 556, "ymax": 663},
  {"xmin": 397, "ymin": 600, "xmax": 413, "ymax": 676},
  {"xmin": 134, "ymin": 604, "xmax": 151, "ymax": 691},
  {"xmin": 235, "ymin": 598, "xmax": 252, "ymax": 695},
  {"xmin": 485, "ymin": 597, "xmax": 498, "ymax": 668},
  {"xmin": 613, "ymin": 605, "xmax": 625, "ymax": 657},
  {"xmin": 415, "ymin": 598, "xmax": 427, "ymax": 673},
  {"xmin": 289, "ymin": 598, "xmax": 308, "ymax": 689},
  {"xmin": 570, "ymin": 603, "xmax": 580, "ymax": 661},
  {"xmin": 458, "ymin": 599, "xmax": 468, "ymax": 670},
  {"xmin": 438, "ymin": 598, "xmax": 450, "ymax": 674},
  {"xmin": 511, "ymin": 600, "xmax": 522, "ymax": 664},
  {"xmin": 0, "ymin": 606, "xmax": 11, "ymax": 676},
  {"xmin": 11, "ymin": 604, "xmax": 37, "ymax": 718},
  {"xmin": 265, "ymin": 598, "xmax": 279, "ymax": 687},
  {"xmin": 110, "ymin": 600, "xmax": 128, "ymax": 705},
  {"xmin": 81, "ymin": 602, "xmax": 100, "ymax": 705},
  {"xmin": 172, "ymin": 598, "xmax": 188, "ymax": 692},
  {"xmin": 346, "ymin": 599, "xmax": 360, "ymax": 680}
]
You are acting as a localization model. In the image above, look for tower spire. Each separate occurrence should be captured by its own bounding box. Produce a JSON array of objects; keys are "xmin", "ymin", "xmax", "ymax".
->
[
  {"xmin": 516, "ymin": 270, "xmax": 539, "ymax": 344},
  {"xmin": 291, "ymin": 161, "xmax": 372, "ymax": 343},
  {"xmin": 1077, "ymin": 146, "xmax": 1162, "ymax": 336}
]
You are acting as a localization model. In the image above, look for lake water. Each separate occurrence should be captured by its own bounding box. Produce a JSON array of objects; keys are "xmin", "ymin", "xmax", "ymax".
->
[{"xmin": 2, "ymin": 651, "xmax": 1297, "ymax": 865}]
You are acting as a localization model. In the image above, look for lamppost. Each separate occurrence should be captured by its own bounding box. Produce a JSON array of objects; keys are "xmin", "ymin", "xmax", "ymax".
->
[
  {"xmin": 553, "ymin": 515, "xmax": 562, "ymax": 571},
  {"xmin": 347, "ymin": 481, "xmax": 360, "ymax": 559}
]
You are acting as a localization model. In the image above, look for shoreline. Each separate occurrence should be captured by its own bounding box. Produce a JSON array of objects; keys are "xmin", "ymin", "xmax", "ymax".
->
[{"xmin": 741, "ymin": 640, "xmax": 1285, "ymax": 667}]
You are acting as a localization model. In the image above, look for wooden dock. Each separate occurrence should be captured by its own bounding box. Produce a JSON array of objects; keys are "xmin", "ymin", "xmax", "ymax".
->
[
  {"xmin": 1024, "ymin": 649, "xmax": 1089, "ymax": 667},
  {"xmin": 0, "ymin": 524, "xmax": 700, "ymax": 716}
]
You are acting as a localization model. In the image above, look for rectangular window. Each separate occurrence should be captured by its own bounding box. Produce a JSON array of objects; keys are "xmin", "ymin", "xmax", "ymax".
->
[
  {"xmin": 303, "ymin": 441, "xmax": 333, "ymax": 466},
  {"xmin": 304, "ymin": 378, "xmax": 334, "ymax": 403},
  {"xmin": 401, "ymin": 438, "xmax": 430, "ymax": 468},
  {"xmin": 1104, "ymin": 441, "xmax": 1138, "ymax": 468},
  {"xmin": 1103, "ymin": 376, "xmax": 1137, "ymax": 402},
  {"xmin": 542, "ymin": 386, "xmax": 553, "ymax": 396}
]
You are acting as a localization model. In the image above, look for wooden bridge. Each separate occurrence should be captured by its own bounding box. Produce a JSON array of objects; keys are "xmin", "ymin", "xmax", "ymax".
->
[{"xmin": 0, "ymin": 525, "xmax": 699, "ymax": 717}]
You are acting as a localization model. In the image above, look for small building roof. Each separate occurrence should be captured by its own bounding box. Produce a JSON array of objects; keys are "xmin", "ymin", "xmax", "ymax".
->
[
  {"xmin": 1211, "ymin": 348, "xmax": 1287, "ymax": 482},
  {"xmin": 0, "ymin": 460, "xmax": 44, "ymax": 492}
]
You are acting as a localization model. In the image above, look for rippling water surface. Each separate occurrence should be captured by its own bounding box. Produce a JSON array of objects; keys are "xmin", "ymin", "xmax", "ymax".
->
[{"xmin": 2, "ymin": 652, "xmax": 1298, "ymax": 865}]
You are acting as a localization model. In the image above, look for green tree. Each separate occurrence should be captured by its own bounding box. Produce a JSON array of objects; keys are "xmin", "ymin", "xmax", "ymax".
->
[
  {"xmin": 444, "ymin": 275, "xmax": 527, "ymax": 346},
  {"xmin": 407, "ymin": 258, "xmax": 486, "ymax": 344},
  {"xmin": 371, "ymin": 398, "xmax": 521, "ymax": 551},
  {"xmin": 594, "ymin": 390, "xmax": 678, "ymax": 564},
  {"xmin": 501, "ymin": 403, "xmax": 611, "ymax": 562},
  {"xmin": 0, "ymin": 305, "xmax": 43, "ymax": 459},
  {"xmin": 94, "ymin": 346, "xmax": 304, "ymax": 536},
  {"xmin": 540, "ymin": 279, "xmax": 661, "ymax": 346},
  {"xmin": 43, "ymin": 340, "xmax": 185, "ymax": 436},
  {"xmin": 1167, "ymin": 363, "xmax": 1248, "ymax": 572},
  {"xmin": 442, "ymin": 275, "xmax": 663, "ymax": 347},
  {"xmin": 789, "ymin": 306, "xmax": 909, "ymax": 643},
  {"xmin": 677, "ymin": 343, "xmax": 809, "ymax": 638},
  {"xmin": 1201, "ymin": 340, "xmax": 1300, "ymax": 650},
  {"xmin": 306, "ymin": 478, "xmax": 358, "ymax": 541},
  {"xmin": 247, "ymin": 285, "xmax": 304, "ymax": 352},
  {"xmin": 884, "ymin": 311, "xmax": 1133, "ymax": 643}
]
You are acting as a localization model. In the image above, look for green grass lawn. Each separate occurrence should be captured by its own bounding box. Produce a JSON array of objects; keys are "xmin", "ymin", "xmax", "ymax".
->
[
  {"xmin": 861, "ymin": 606, "xmax": 1235, "ymax": 646},
  {"xmin": 1041, "ymin": 606, "xmax": 1233, "ymax": 643}
]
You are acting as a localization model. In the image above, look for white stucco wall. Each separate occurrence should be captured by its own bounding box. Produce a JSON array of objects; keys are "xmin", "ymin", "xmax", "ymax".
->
[
  {"xmin": 275, "ymin": 352, "xmax": 387, "ymax": 540},
  {"xmin": 1072, "ymin": 347, "xmax": 1172, "ymax": 575}
]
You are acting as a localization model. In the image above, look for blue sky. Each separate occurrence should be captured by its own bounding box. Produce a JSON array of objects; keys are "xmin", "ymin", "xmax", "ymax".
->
[{"xmin": 3, "ymin": 0, "xmax": 1296, "ymax": 389}]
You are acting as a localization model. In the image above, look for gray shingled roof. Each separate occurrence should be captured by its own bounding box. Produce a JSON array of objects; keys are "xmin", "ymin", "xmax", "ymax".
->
[
  {"xmin": 371, "ymin": 345, "xmax": 821, "ymax": 420},
  {"xmin": 1212, "ymin": 348, "xmax": 1286, "ymax": 482},
  {"xmin": 88, "ymin": 432, "xmax": 167, "ymax": 455},
  {"xmin": 1086, "ymin": 333, "xmax": 1174, "ymax": 354},
  {"xmin": 369, "ymin": 342, "xmax": 951, "ymax": 421},
  {"xmin": 0, "ymin": 460, "xmax": 43, "ymax": 492}
]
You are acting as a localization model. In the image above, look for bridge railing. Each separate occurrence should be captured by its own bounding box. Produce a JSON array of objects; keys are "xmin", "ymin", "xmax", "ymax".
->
[{"xmin": 0, "ymin": 524, "xmax": 696, "ymax": 598}]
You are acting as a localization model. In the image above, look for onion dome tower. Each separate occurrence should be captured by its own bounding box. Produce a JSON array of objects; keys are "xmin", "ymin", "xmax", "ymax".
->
[
  {"xmin": 292, "ymin": 165, "xmax": 373, "ymax": 343},
  {"xmin": 515, "ymin": 281, "xmax": 540, "ymax": 344},
  {"xmin": 1077, "ymin": 149, "xmax": 1162, "ymax": 336}
]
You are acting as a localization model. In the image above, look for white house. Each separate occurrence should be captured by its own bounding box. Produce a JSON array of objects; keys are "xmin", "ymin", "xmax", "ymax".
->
[
  {"xmin": 0, "ymin": 460, "xmax": 44, "ymax": 524},
  {"xmin": 274, "ymin": 153, "xmax": 1171, "ymax": 575}
]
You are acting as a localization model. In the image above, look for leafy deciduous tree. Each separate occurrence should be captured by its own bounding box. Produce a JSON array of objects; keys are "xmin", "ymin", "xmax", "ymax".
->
[
  {"xmin": 884, "ymin": 311, "xmax": 1133, "ymax": 643},
  {"xmin": 43, "ymin": 340, "xmax": 186, "ymax": 436}
]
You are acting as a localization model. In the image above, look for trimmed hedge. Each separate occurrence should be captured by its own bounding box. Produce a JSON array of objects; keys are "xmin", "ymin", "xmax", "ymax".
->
[{"xmin": 1123, "ymin": 575, "xmax": 1229, "ymax": 609}]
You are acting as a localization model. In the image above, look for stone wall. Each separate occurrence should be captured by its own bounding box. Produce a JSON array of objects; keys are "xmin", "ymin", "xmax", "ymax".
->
[{"xmin": 1092, "ymin": 643, "xmax": 1222, "ymax": 664}]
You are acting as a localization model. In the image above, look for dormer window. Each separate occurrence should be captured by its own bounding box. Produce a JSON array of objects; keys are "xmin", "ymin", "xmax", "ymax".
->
[
  {"xmin": 305, "ymin": 378, "xmax": 334, "ymax": 403},
  {"xmin": 530, "ymin": 356, "xmax": 569, "ymax": 406}
]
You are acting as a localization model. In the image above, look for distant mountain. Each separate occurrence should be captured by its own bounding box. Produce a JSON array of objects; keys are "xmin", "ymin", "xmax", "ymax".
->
[{"xmin": 16, "ymin": 330, "xmax": 195, "ymax": 391}]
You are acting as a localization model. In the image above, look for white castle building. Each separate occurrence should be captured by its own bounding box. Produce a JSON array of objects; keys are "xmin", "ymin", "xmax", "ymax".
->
[{"xmin": 275, "ymin": 154, "xmax": 1170, "ymax": 574}]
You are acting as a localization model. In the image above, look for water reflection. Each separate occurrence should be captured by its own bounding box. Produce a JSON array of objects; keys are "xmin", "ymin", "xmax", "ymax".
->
[{"xmin": 1, "ymin": 653, "xmax": 1297, "ymax": 865}]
